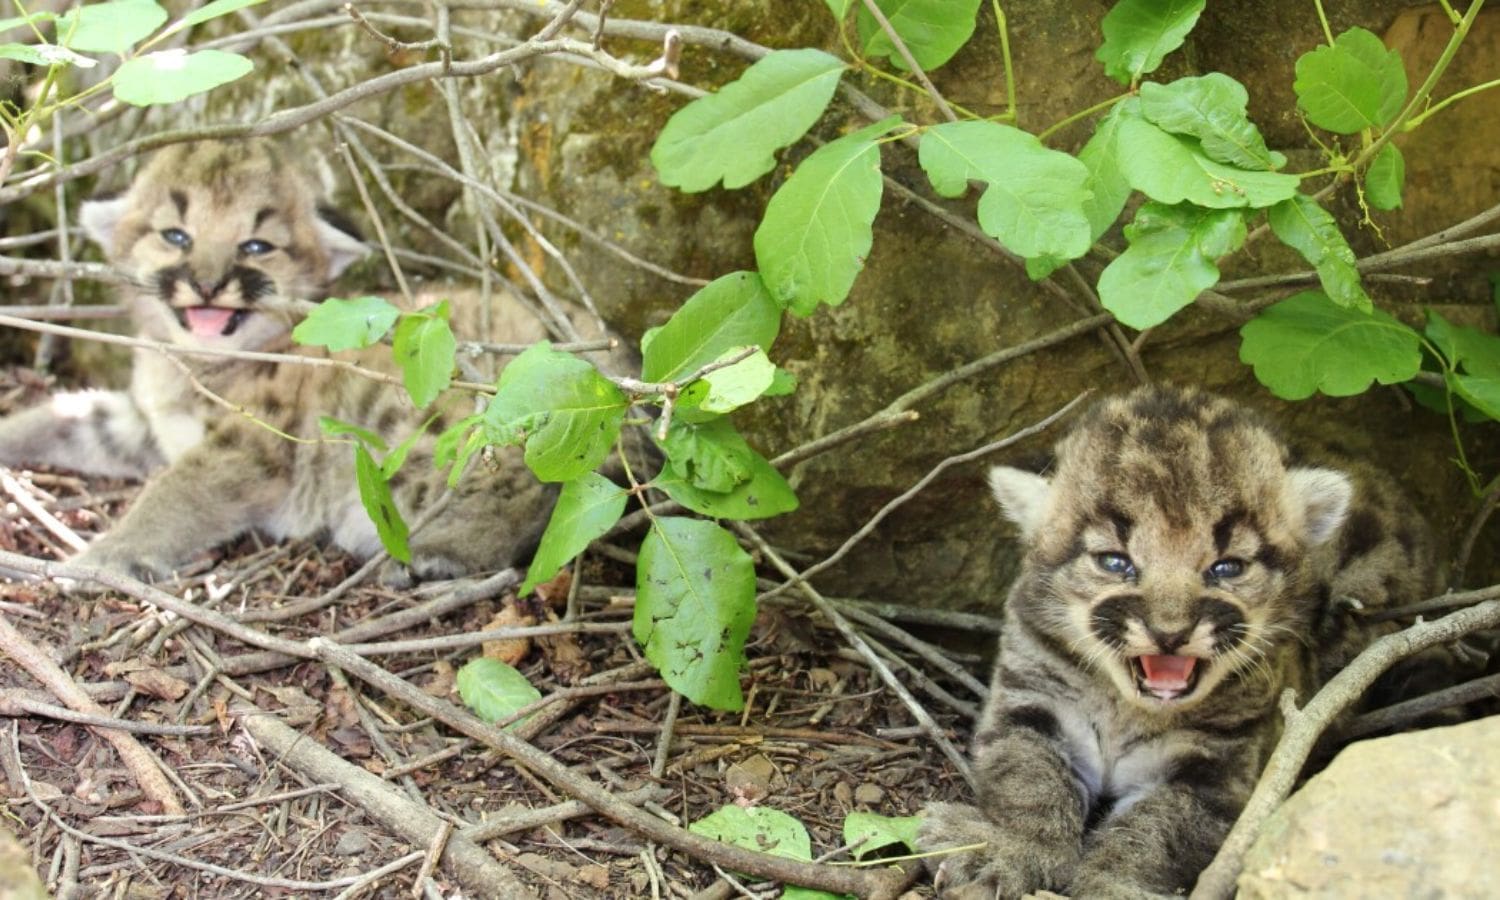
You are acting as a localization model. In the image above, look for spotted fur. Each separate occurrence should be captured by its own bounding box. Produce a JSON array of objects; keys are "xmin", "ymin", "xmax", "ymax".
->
[
  {"xmin": 919, "ymin": 385, "xmax": 1440, "ymax": 898},
  {"xmin": 0, "ymin": 139, "xmax": 603, "ymax": 582}
]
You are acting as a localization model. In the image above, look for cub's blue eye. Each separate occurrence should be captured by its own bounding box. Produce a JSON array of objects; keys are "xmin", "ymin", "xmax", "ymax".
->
[
  {"xmin": 1208, "ymin": 558, "xmax": 1246, "ymax": 579},
  {"xmin": 1094, "ymin": 552, "xmax": 1135, "ymax": 577},
  {"xmin": 161, "ymin": 228, "xmax": 191, "ymax": 248},
  {"xmin": 239, "ymin": 239, "xmax": 275, "ymax": 256}
]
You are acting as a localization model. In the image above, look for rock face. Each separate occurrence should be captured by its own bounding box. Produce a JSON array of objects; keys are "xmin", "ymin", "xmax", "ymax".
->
[{"xmin": 1239, "ymin": 715, "xmax": 1500, "ymax": 899}]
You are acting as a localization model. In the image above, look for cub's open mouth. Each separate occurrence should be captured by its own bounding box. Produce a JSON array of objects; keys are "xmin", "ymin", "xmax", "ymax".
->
[
  {"xmin": 1131, "ymin": 654, "xmax": 1202, "ymax": 701},
  {"xmin": 176, "ymin": 306, "xmax": 249, "ymax": 337}
]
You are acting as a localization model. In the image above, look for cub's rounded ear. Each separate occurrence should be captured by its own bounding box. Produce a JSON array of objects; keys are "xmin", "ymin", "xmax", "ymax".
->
[
  {"xmin": 1286, "ymin": 467, "xmax": 1353, "ymax": 544},
  {"xmin": 79, "ymin": 193, "xmax": 130, "ymax": 251},
  {"xmin": 314, "ymin": 204, "xmax": 369, "ymax": 279},
  {"xmin": 988, "ymin": 465, "xmax": 1052, "ymax": 540}
]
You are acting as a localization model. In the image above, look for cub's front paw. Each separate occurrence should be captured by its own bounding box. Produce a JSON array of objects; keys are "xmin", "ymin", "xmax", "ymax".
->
[
  {"xmin": 919, "ymin": 802, "xmax": 1078, "ymax": 899},
  {"xmin": 72, "ymin": 539, "xmax": 175, "ymax": 584}
]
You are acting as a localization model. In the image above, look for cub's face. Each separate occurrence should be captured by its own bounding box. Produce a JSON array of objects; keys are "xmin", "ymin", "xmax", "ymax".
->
[
  {"xmin": 80, "ymin": 139, "xmax": 367, "ymax": 349},
  {"xmin": 993, "ymin": 387, "xmax": 1351, "ymax": 712}
]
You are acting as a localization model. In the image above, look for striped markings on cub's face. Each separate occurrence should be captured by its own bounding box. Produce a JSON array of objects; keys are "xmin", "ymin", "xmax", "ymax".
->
[
  {"xmin": 79, "ymin": 139, "xmax": 367, "ymax": 351},
  {"xmin": 990, "ymin": 387, "xmax": 1353, "ymax": 712}
]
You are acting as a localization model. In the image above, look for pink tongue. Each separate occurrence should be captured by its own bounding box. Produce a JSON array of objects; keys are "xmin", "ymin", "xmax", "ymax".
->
[
  {"xmin": 1139, "ymin": 654, "xmax": 1197, "ymax": 689},
  {"xmin": 184, "ymin": 307, "xmax": 236, "ymax": 336}
]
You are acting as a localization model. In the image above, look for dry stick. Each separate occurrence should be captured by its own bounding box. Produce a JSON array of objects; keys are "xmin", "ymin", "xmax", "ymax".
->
[
  {"xmin": 1357, "ymin": 582, "xmax": 1500, "ymax": 624},
  {"xmin": 1453, "ymin": 479, "xmax": 1500, "ymax": 588},
  {"xmin": 0, "ymin": 314, "xmax": 495, "ymax": 395},
  {"xmin": 773, "ymin": 316, "xmax": 1110, "ymax": 471},
  {"xmin": 309, "ymin": 640, "xmax": 908, "ymax": 900},
  {"xmin": 237, "ymin": 706, "xmax": 539, "ymax": 900},
  {"xmin": 461, "ymin": 785, "xmax": 666, "ymax": 843},
  {"xmin": 6, "ymin": 725, "xmax": 379, "ymax": 892},
  {"xmin": 0, "ymin": 303, "xmax": 128, "ymax": 320},
  {"xmin": 0, "ymin": 469, "xmax": 88, "ymax": 553},
  {"xmin": 761, "ymin": 393, "xmax": 1088, "ymax": 604},
  {"xmin": 735, "ymin": 524, "xmax": 974, "ymax": 788},
  {"xmin": 0, "ymin": 613, "xmax": 184, "ymax": 814},
  {"xmin": 1341, "ymin": 671, "xmax": 1500, "ymax": 739},
  {"xmin": 1191, "ymin": 596, "xmax": 1500, "ymax": 900},
  {"xmin": 0, "ymin": 257, "xmax": 121, "ymax": 283},
  {"xmin": 0, "ymin": 691, "xmax": 210, "ymax": 736},
  {"xmin": 857, "ymin": 0, "xmax": 957, "ymax": 122},
  {"xmin": 835, "ymin": 603, "xmax": 988, "ymax": 700},
  {"xmin": 0, "ymin": 0, "xmax": 599, "ymax": 206}
]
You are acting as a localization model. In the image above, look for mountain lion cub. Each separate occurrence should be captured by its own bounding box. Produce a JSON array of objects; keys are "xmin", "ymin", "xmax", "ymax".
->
[
  {"xmin": 919, "ymin": 385, "xmax": 1441, "ymax": 898},
  {"xmin": 0, "ymin": 139, "xmax": 576, "ymax": 582}
]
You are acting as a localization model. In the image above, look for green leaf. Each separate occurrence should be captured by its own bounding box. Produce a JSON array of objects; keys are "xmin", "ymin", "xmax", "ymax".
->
[
  {"xmin": 694, "ymin": 348, "xmax": 776, "ymax": 415},
  {"xmin": 522, "ymin": 473, "xmax": 629, "ymax": 595},
  {"xmin": 379, "ymin": 416, "xmax": 434, "ymax": 481},
  {"xmin": 765, "ymin": 367, "xmax": 798, "ymax": 397},
  {"xmin": 1095, "ymin": 0, "xmax": 1206, "ymax": 84},
  {"xmin": 1139, "ymin": 73, "xmax": 1285, "ymax": 170},
  {"xmin": 1426, "ymin": 311, "xmax": 1500, "ymax": 379},
  {"xmin": 1115, "ymin": 114, "xmax": 1299, "ymax": 208},
  {"xmin": 659, "ymin": 418, "xmax": 754, "ymax": 493},
  {"xmin": 688, "ymin": 805, "xmax": 839, "ymax": 899},
  {"xmin": 1449, "ymin": 373, "xmax": 1500, "ymax": 422},
  {"xmin": 0, "ymin": 12, "xmax": 57, "ymax": 32},
  {"xmin": 456, "ymin": 659, "xmax": 543, "ymax": 730},
  {"xmin": 1097, "ymin": 202, "xmax": 1245, "ymax": 329},
  {"xmin": 392, "ymin": 302, "xmax": 456, "ymax": 408},
  {"xmin": 822, "ymin": 0, "xmax": 855, "ymax": 19},
  {"xmin": 1078, "ymin": 99, "xmax": 1137, "ymax": 242},
  {"xmin": 635, "ymin": 518, "xmax": 756, "ymax": 710},
  {"xmin": 0, "ymin": 42, "xmax": 94, "ymax": 67},
  {"xmin": 433, "ymin": 414, "xmax": 483, "ymax": 471},
  {"xmin": 176, "ymin": 0, "xmax": 266, "ymax": 29},
  {"xmin": 318, "ymin": 416, "xmax": 388, "ymax": 454},
  {"xmin": 690, "ymin": 804, "xmax": 812, "ymax": 860},
  {"xmin": 654, "ymin": 424, "xmax": 797, "ymax": 519},
  {"xmin": 57, "ymin": 0, "xmax": 165, "ymax": 54},
  {"xmin": 919, "ymin": 120, "xmax": 1092, "ymax": 260},
  {"xmin": 855, "ymin": 0, "xmax": 983, "ymax": 72},
  {"xmin": 755, "ymin": 117, "xmax": 900, "ymax": 316},
  {"xmin": 641, "ymin": 272, "xmax": 781, "ymax": 383},
  {"xmin": 651, "ymin": 49, "xmax": 845, "ymax": 192},
  {"xmin": 1238, "ymin": 291, "xmax": 1423, "ymax": 399},
  {"xmin": 112, "ymin": 49, "xmax": 254, "ymax": 106},
  {"xmin": 844, "ymin": 811, "xmax": 922, "ymax": 859},
  {"xmin": 292, "ymin": 296, "xmax": 401, "ymax": 350},
  {"xmin": 1365, "ymin": 143, "xmax": 1405, "ymax": 211},
  {"xmin": 484, "ymin": 343, "xmax": 627, "ymax": 482},
  {"xmin": 353, "ymin": 443, "xmax": 410, "ymax": 563},
  {"xmin": 1293, "ymin": 27, "xmax": 1407, "ymax": 133},
  {"xmin": 1267, "ymin": 194, "xmax": 1370, "ymax": 312}
]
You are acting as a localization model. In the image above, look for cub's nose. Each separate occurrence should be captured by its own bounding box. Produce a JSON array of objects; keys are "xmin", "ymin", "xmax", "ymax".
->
[{"xmin": 1146, "ymin": 623, "xmax": 1195, "ymax": 653}]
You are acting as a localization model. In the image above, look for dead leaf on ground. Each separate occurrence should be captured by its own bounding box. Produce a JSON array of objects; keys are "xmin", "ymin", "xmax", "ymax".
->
[
  {"xmin": 481, "ymin": 602, "xmax": 535, "ymax": 666},
  {"xmin": 122, "ymin": 667, "xmax": 190, "ymax": 701}
]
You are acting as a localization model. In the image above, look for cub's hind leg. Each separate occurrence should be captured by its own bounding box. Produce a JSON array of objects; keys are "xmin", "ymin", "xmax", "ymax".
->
[{"xmin": 0, "ymin": 389, "xmax": 163, "ymax": 479}]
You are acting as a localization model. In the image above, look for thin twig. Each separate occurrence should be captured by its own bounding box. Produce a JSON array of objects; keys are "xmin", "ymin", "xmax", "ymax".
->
[
  {"xmin": 734, "ymin": 524, "xmax": 975, "ymax": 789},
  {"xmin": 857, "ymin": 0, "xmax": 957, "ymax": 122},
  {"xmin": 0, "ymin": 613, "xmax": 185, "ymax": 814},
  {"xmin": 0, "ymin": 691, "xmax": 210, "ymax": 736},
  {"xmin": 761, "ymin": 393, "xmax": 1088, "ymax": 603}
]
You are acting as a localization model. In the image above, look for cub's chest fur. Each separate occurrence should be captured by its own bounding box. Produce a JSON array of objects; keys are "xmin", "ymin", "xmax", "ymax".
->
[
  {"xmin": 920, "ymin": 385, "xmax": 1440, "ymax": 898},
  {"xmin": 0, "ymin": 138, "xmax": 610, "ymax": 583}
]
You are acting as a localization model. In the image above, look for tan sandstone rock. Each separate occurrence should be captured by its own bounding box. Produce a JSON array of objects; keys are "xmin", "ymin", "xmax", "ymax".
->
[{"xmin": 1239, "ymin": 715, "xmax": 1500, "ymax": 899}]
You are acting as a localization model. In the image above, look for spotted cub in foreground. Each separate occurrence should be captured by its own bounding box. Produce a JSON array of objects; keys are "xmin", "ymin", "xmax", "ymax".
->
[
  {"xmin": 0, "ymin": 139, "xmax": 585, "ymax": 582},
  {"xmin": 920, "ymin": 385, "xmax": 1440, "ymax": 898}
]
